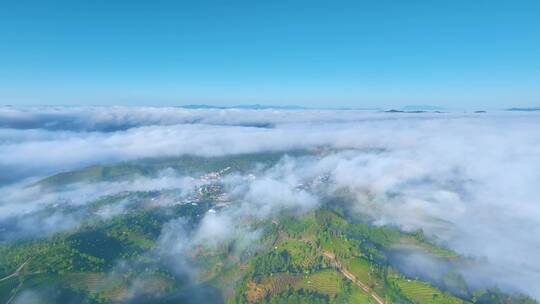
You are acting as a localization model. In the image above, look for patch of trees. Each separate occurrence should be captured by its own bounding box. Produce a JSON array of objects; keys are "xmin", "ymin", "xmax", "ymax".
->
[
  {"xmin": 252, "ymin": 250, "xmax": 291, "ymax": 278},
  {"xmin": 473, "ymin": 289, "xmax": 537, "ymax": 304},
  {"xmin": 262, "ymin": 289, "xmax": 329, "ymax": 304}
]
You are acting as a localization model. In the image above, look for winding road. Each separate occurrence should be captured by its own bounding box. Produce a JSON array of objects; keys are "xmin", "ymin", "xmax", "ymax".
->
[
  {"xmin": 323, "ymin": 252, "xmax": 386, "ymax": 304},
  {"xmin": 1, "ymin": 258, "xmax": 32, "ymax": 304},
  {"xmin": 0, "ymin": 258, "xmax": 31, "ymax": 282}
]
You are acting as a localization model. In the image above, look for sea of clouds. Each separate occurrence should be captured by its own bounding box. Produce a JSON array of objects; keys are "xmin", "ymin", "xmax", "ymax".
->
[{"xmin": 1, "ymin": 106, "xmax": 540, "ymax": 299}]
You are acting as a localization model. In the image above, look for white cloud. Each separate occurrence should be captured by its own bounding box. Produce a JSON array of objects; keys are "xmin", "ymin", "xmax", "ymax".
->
[{"xmin": 1, "ymin": 107, "xmax": 540, "ymax": 298}]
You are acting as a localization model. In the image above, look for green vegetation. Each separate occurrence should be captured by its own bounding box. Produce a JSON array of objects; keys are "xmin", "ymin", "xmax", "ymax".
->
[
  {"xmin": 391, "ymin": 276, "xmax": 465, "ymax": 304},
  {"xmin": 0, "ymin": 277, "xmax": 19, "ymax": 303},
  {"xmin": 1, "ymin": 155, "xmax": 537, "ymax": 304},
  {"xmin": 261, "ymin": 289, "xmax": 329, "ymax": 304},
  {"xmin": 473, "ymin": 289, "xmax": 538, "ymax": 304},
  {"xmin": 232, "ymin": 209, "xmax": 467, "ymax": 304},
  {"xmin": 2, "ymin": 202, "xmax": 536, "ymax": 304},
  {"xmin": 296, "ymin": 269, "xmax": 344, "ymax": 298}
]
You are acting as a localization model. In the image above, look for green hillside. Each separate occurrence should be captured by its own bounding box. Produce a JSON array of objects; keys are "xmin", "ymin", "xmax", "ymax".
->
[{"xmin": 1, "ymin": 156, "xmax": 536, "ymax": 304}]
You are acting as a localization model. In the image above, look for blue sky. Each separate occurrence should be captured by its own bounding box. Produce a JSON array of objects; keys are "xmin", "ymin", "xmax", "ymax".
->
[{"xmin": 0, "ymin": 0, "xmax": 539, "ymax": 108}]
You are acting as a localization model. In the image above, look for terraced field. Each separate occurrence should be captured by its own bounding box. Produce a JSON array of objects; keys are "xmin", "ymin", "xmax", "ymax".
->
[
  {"xmin": 345, "ymin": 256, "xmax": 387, "ymax": 297},
  {"xmin": 318, "ymin": 231, "xmax": 360, "ymax": 260},
  {"xmin": 279, "ymin": 240, "xmax": 321, "ymax": 270},
  {"xmin": 136, "ymin": 273, "xmax": 176, "ymax": 294},
  {"xmin": 397, "ymin": 236, "xmax": 458, "ymax": 259},
  {"xmin": 101, "ymin": 284, "xmax": 129, "ymax": 302},
  {"xmin": 246, "ymin": 273, "xmax": 302, "ymax": 303},
  {"xmin": 64, "ymin": 272, "xmax": 133, "ymax": 301},
  {"xmin": 65, "ymin": 272, "xmax": 121, "ymax": 294},
  {"xmin": 346, "ymin": 257, "xmax": 376, "ymax": 285},
  {"xmin": 65, "ymin": 272, "xmax": 175, "ymax": 301},
  {"xmin": 295, "ymin": 269, "xmax": 343, "ymax": 298},
  {"xmin": 393, "ymin": 278, "xmax": 466, "ymax": 304},
  {"xmin": 266, "ymin": 273, "xmax": 302, "ymax": 295},
  {"xmin": 349, "ymin": 288, "xmax": 377, "ymax": 304}
]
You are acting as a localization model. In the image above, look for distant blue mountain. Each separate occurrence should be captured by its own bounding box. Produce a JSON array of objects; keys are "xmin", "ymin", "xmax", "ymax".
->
[
  {"xmin": 506, "ymin": 107, "xmax": 540, "ymax": 112},
  {"xmin": 401, "ymin": 105, "xmax": 445, "ymax": 111},
  {"xmin": 383, "ymin": 109, "xmax": 445, "ymax": 114},
  {"xmin": 179, "ymin": 104, "xmax": 228, "ymax": 109},
  {"xmin": 178, "ymin": 104, "xmax": 307, "ymax": 110}
]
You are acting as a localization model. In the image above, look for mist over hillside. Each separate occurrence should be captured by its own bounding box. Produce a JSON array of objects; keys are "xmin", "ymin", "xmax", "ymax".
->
[{"xmin": 1, "ymin": 106, "xmax": 539, "ymax": 302}]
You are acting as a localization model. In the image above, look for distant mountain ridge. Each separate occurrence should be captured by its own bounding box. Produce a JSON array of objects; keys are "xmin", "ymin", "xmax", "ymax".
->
[
  {"xmin": 401, "ymin": 105, "xmax": 445, "ymax": 111},
  {"xmin": 506, "ymin": 107, "xmax": 540, "ymax": 112},
  {"xmin": 178, "ymin": 104, "xmax": 384, "ymax": 110},
  {"xmin": 178, "ymin": 104, "xmax": 454, "ymax": 111},
  {"xmin": 178, "ymin": 104, "xmax": 307, "ymax": 110}
]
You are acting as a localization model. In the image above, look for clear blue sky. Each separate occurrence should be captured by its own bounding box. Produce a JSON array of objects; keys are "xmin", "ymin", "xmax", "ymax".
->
[{"xmin": 0, "ymin": 0, "xmax": 539, "ymax": 109}]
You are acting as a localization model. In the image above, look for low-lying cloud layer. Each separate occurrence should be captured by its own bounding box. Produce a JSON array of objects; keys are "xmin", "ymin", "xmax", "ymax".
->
[{"xmin": 1, "ymin": 106, "xmax": 540, "ymax": 299}]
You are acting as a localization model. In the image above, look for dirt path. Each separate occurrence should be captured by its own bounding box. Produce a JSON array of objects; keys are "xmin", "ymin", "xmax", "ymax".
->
[
  {"xmin": 0, "ymin": 258, "xmax": 31, "ymax": 282},
  {"xmin": 323, "ymin": 252, "xmax": 386, "ymax": 304}
]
